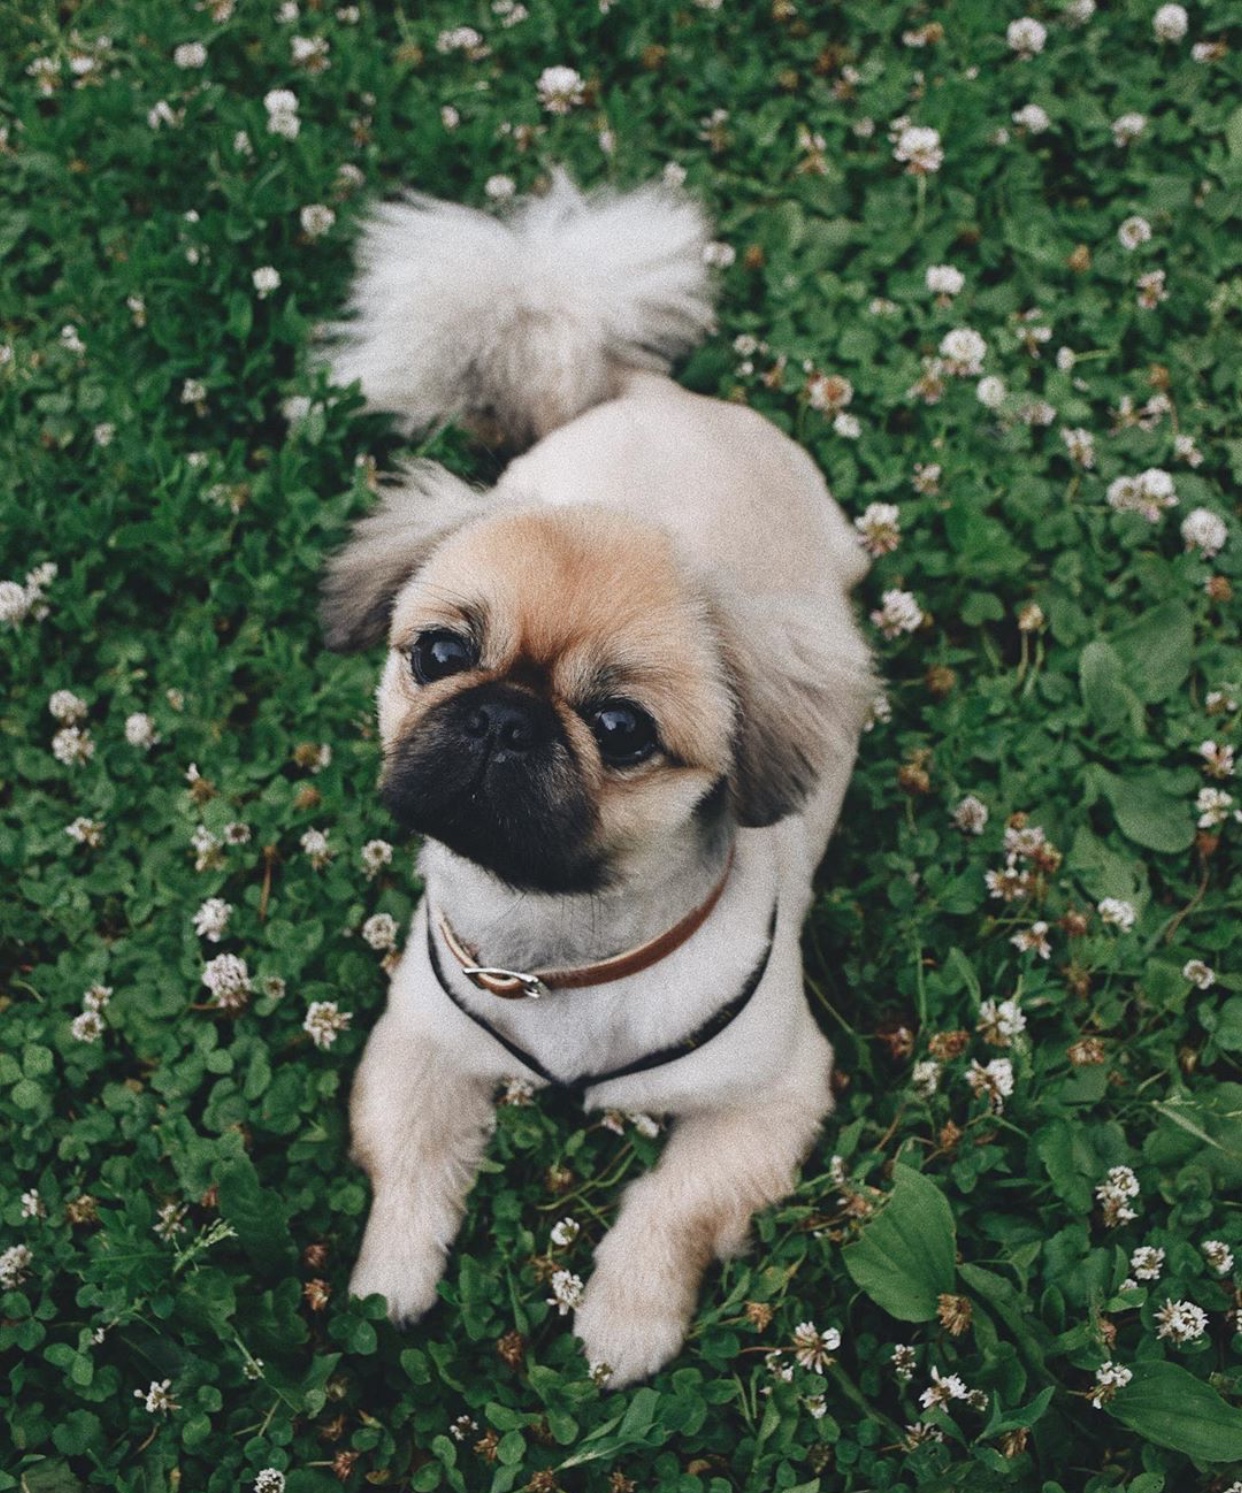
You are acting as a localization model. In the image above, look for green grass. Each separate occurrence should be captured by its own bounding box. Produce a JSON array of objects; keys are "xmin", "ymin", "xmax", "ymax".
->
[{"xmin": 2, "ymin": 0, "xmax": 1242, "ymax": 1489}]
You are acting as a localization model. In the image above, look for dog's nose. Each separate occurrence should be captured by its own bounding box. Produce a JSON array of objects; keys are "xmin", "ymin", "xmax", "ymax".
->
[{"xmin": 462, "ymin": 697, "xmax": 540, "ymax": 757}]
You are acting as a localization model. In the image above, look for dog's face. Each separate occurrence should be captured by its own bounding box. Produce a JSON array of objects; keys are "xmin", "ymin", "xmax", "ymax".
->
[{"xmin": 324, "ymin": 468, "xmax": 872, "ymax": 894}]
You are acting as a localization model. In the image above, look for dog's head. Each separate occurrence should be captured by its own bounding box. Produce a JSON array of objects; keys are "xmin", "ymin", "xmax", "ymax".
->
[{"xmin": 324, "ymin": 464, "xmax": 873, "ymax": 894}]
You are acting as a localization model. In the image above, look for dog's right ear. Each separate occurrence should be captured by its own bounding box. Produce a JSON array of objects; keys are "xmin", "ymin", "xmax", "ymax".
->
[{"xmin": 321, "ymin": 462, "xmax": 492, "ymax": 651}]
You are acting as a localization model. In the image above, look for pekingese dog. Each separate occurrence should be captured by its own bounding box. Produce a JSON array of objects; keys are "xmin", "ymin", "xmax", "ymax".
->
[{"xmin": 322, "ymin": 174, "xmax": 875, "ymax": 1386}]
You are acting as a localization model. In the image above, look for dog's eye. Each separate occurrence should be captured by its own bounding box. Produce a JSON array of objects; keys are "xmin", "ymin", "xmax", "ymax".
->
[
  {"xmin": 409, "ymin": 630, "xmax": 477, "ymax": 684},
  {"xmin": 589, "ymin": 701, "xmax": 659, "ymax": 767}
]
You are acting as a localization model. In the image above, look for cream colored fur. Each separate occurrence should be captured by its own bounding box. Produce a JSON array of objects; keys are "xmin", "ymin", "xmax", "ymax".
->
[{"xmin": 328, "ymin": 177, "xmax": 873, "ymax": 1386}]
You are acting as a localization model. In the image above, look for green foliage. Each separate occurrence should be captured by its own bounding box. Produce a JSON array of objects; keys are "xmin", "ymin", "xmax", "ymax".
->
[{"xmin": 1, "ymin": 0, "xmax": 1241, "ymax": 1489}]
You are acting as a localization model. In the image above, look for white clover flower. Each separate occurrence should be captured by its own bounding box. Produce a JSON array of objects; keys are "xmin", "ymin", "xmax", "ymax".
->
[
  {"xmin": 1010, "ymin": 921, "xmax": 1051, "ymax": 958},
  {"xmin": 792, "ymin": 1322, "xmax": 842, "ymax": 1373},
  {"xmin": 1198, "ymin": 741, "xmax": 1235, "ymax": 779},
  {"xmin": 254, "ymin": 1472, "xmax": 286, "ymax": 1493},
  {"xmin": 550, "ymin": 1217, "xmax": 580, "ymax": 1247},
  {"xmin": 300, "ymin": 203, "xmax": 336, "ymax": 238},
  {"xmin": 301, "ymin": 828, "xmax": 334, "ymax": 867},
  {"xmin": 154, "ymin": 1201, "xmax": 188, "ymax": 1240},
  {"xmin": 978, "ymin": 998, "xmax": 1026, "ymax": 1047},
  {"xmin": 939, "ymin": 328, "xmax": 987, "ymax": 376},
  {"xmin": 125, "ymin": 712, "xmax": 158, "ymax": 749},
  {"xmin": 1200, "ymin": 788, "xmax": 1236, "ymax": 824},
  {"xmin": 361, "ymin": 913, "xmax": 399, "ymax": 952},
  {"xmin": 485, "ymin": 174, "xmax": 517, "ymax": 201},
  {"xmin": 547, "ymin": 1268, "xmax": 584, "ymax": 1315},
  {"xmin": 926, "ymin": 264, "xmax": 965, "ymax": 296},
  {"xmin": 1012, "ymin": 103, "xmax": 1051, "ymax": 133},
  {"xmin": 173, "ymin": 41, "xmax": 208, "ymax": 68},
  {"xmin": 291, "ymin": 35, "xmax": 330, "ymax": 70},
  {"xmin": 893, "ymin": 125, "xmax": 943, "ymax": 174},
  {"xmin": 952, "ymin": 795, "xmax": 989, "ymax": 834},
  {"xmin": 1130, "ymin": 1245, "xmax": 1165, "ymax": 1280},
  {"xmin": 52, "ymin": 726, "xmax": 95, "ymax": 766},
  {"xmin": 437, "ymin": 25, "xmax": 486, "ymax": 53},
  {"xmin": 870, "ymin": 589, "xmax": 924, "ymax": 639},
  {"xmin": 1153, "ymin": 4, "xmax": 1188, "ymax": 41},
  {"xmin": 968, "ymin": 1057, "xmax": 1015, "ymax": 1111},
  {"xmin": 1192, "ymin": 39, "xmax": 1227, "ymax": 63},
  {"xmin": 0, "ymin": 1244, "xmax": 34, "ymax": 1289},
  {"xmin": 202, "ymin": 953, "xmax": 252, "ymax": 1010},
  {"xmin": 892, "ymin": 1344, "xmax": 917, "ymax": 1380},
  {"xmin": 537, "ymin": 65, "xmax": 585, "ymax": 114},
  {"xmin": 66, "ymin": 817, "xmax": 104, "ymax": 847},
  {"xmin": 1182, "ymin": 959, "xmax": 1216, "ymax": 989},
  {"xmin": 703, "ymin": 240, "xmax": 736, "ymax": 268},
  {"xmin": 277, "ymin": 0, "xmax": 299, "ymax": 19},
  {"xmin": 361, "ymin": 839, "xmax": 394, "ymax": 878},
  {"xmin": 193, "ymin": 898, "xmax": 232, "ymax": 942},
  {"xmin": 0, "ymin": 580, "xmax": 31, "ymax": 624},
  {"xmin": 264, "ymin": 88, "xmax": 300, "ymax": 138},
  {"xmin": 1174, "ymin": 432, "xmax": 1204, "ymax": 467},
  {"xmin": 181, "ymin": 378, "xmax": 206, "ymax": 406},
  {"xmin": 864, "ymin": 693, "xmax": 892, "ymax": 731},
  {"xmin": 49, "ymin": 690, "xmax": 88, "ymax": 723},
  {"xmin": 304, "ymin": 1001, "xmax": 351, "ymax": 1049},
  {"xmin": 853, "ymin": 503, "xmax": 901, "ymax": 557},
  {"xmin": 1118, "ymin": 215, "xmax": 1152, "ymax": 250},
  {"xmin": 252, "ymin": 266, "xmax": 281, "ymax": 299},
  {"xmin": 83, "ymin": 984, "xmax": 112, "ymax": 1012},
  {"xmin": 440, "ymin": 105, "xmax": 460, "ymax": 130},
  {"xmin": 1155, "ymin": 1298, "xmax": 1208, "ymax": 1344},
  {"xmin": 1137, "ymin": 268, "xmax": 1168, "ymax": 309},
  {"xmin": 920, "ymin": 1366, "xmax": 970, "ymax": 1409},
  {"xmin": 135, "ymin": 1379, "xmax": 179, "ymax": 1414},
  {"xmin": 20, "ymin": 1190, "xmax": 45, "ymax": 1219},
  {"xmin": 976, "ymin": 375, "xmax": 1007, "ymax": 408},
  {"xmin": 1061, "ymin": 427, "xmax": 1096, "ymax": 467},
  {"xmin": 986, "ymin": 863, "xmax": 1034, "ymax": 901},
  {"xmin": 833, "ymin": 412, "xmax": 862, "ymax": 439},
  {"xmin": 1066, "ymin": 0, "xmax": 1096, "ymax": 20},
  {"xmin": 806, "ymin": 372, "xmax": 854, "ymax": 412},
  {"xmin": 71, "ymin": 1010, "xmax": 104, "ymax": 1044},
  {"xmin": 1181, "ymin": 508, "xmax": 1228, "ymax": 558},
  {"xmin": 1096, "ymin": 1165, "xmax": 1140, "ymax": 1226},
  {"xmin": 233, "ymin": 130, "xmax": 253, "ymax": 157},
  {"xmin": 1089, "ymin": 1360, "xmax": 1133, "ymax": 1407},
  {"xmin": 1098, "ymin": 898, "xmax": 1136, "ymax": 931},
  {"xmin": 1006, "ymin": 17, "xmax": 1047, "ymax": 56},
  {"xmin": 1112, "ymin": 112, "xmax": 1147, "ymax": 146},
  {"xmin": 1203, "ymin": 1240, "xmax": 1234, "ymax": 1275},
  {"xmin": 448, "ymin": 1414, "xmax": 478, "ymax": 1442},
  {"xmin": 148, "ymin": 100, "xmax": 185, "ymax": 130},
  {"xmin": 1107, "ymin": 468, "xmax": 1177, "ymax": 522}
]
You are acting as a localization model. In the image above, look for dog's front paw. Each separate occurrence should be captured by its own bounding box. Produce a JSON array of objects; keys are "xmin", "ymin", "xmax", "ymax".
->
[
  {"xmin": 574, "ymin": 1266, "xmax": 691, "ymax": 1388},
  {"xmin": 349, "ymin": 1220, "xmax": 445, "ymax": 1326}
]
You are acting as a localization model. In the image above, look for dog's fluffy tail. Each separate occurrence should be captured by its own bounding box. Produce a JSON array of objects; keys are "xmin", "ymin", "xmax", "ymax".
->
[{"xmin": 325, "ymin": 174, "xmax": 715, "ymax": 448}]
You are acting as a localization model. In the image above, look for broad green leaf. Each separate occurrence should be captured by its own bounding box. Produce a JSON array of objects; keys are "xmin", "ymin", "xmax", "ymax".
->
[
  {"xmin": 1079, "ymin": 640, "xmax": 1140, "ymax": 732},
  {"xmin": 841, "ymin": 1164, "xmax": 956, "ymax": 1320},
  {"xmin": 1113, "ymin": 601, "xmax": 1194, "ymax": 703},
  {"xmin": 1109, "ymin": 1360, "xmax": 1242, "ymax": 1461},
  {"xmin": 1094, "ymin": 769, "xmax": 1195, "ymax": 855}
]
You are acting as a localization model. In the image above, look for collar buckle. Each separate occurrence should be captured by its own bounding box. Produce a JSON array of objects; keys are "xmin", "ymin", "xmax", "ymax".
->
[{"xmin": 461, "ymin": 964, "xmax": 548, "ymax": 1001}]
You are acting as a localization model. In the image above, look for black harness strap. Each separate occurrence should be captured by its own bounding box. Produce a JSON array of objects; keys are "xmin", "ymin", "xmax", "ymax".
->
[{"xmin": 426, "ymin": 905, "xmax": 778, "ymax": 1098}]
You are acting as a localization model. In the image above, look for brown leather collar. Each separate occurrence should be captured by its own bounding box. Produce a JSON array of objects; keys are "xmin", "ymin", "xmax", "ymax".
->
[{"xmin": 434, "ymin": 845, "xmax": 736, "ymax": 1000}]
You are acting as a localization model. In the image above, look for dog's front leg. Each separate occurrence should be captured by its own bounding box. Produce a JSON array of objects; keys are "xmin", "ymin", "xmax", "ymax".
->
[
  {"xmin": 575, "ymin": 1090, "xmax": 827, "ymax": 1386},
  {"xmin": 348, "ymin": 1008, "xmax": 496, "ymax": 1325}
]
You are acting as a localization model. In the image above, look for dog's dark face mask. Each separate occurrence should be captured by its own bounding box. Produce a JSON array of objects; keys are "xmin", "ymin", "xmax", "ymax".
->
[{"xmin": 381, "ymin": 679, "xmax": 605, "ymax": 894}]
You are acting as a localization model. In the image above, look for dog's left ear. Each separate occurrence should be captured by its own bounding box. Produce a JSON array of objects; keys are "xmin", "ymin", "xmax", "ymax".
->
[
  {"xmin": 710, "ymin": 589, "xmax": 876, "ymax": 828},
  {"xmin": 321, "ymin": 462, "xmax": 491, "ymax": 651}
]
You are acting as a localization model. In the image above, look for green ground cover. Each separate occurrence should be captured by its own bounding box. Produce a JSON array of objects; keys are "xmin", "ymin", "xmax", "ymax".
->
[{"xmin": 2, "ymin": 0, "xmax": 1242, "ymax": 1488}]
